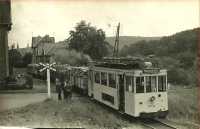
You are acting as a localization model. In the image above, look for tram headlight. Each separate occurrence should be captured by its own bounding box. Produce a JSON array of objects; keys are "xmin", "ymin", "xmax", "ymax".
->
[
  {"xmin": 158, "ymin": 94, "xmax": 161, "ymax": 97},
  {"xmin": 150, "ymin": 96, "xmax": 156, "ymax": 102}
]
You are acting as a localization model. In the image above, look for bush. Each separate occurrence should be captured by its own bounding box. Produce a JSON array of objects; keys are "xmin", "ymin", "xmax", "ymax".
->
[
  {"xmin": 4, "ymin": 76, "xmax": 25, "ymax": 90},
  {"xmin": 4, "ymin": 76, "xmax": 17, "ymax": 83},
  {"xmin": 24, "ymin": 74, "xmax": 33, "ymax": 89},
  {"xmin": 148, "ymin": 57, "xmax": 198, "ymax": 86},
  {"xmin": 14, "ymin": 60, "xmax": 27, "ymax": 68}
]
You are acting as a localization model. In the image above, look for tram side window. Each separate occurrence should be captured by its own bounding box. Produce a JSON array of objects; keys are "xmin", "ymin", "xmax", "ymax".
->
[
  {"xmin": 126, "ymin": 76, "xmax": 134, "ymax": 92},
  {"xmin": 109, "ymin": 73, "xmax": 116, "ymax": 88},
  {"xmin": 158, "ymin": 76, "xmax": 166, "ymax": 92},
  {"xmin": 95, "ymin": 72, "xmax": 100, "ymax": 84},
  {"xmin": 136, "ymin": 77, "xmax": 144, "ymax": 93},
  {"xmin": 101, "ymin": 72, "xmax": 107, "ymax": 86},
  {"xmin": 83, "ymin": 77, "xmax": 88, "ymax": 89}
]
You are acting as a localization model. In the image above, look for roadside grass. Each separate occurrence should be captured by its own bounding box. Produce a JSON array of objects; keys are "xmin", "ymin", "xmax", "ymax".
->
[
  {"xmin": 168, "ymin": 86, "xmax": 198, "ymax": 128},
  {"xmin": 0, "ymin": 98, "xmax": 143, "ymax": 128}
]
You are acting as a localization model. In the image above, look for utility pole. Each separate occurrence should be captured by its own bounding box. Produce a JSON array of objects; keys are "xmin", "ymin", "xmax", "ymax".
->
[{"xmin": 113, "ymin": 23, "xmax": 120, "ymax": 57}]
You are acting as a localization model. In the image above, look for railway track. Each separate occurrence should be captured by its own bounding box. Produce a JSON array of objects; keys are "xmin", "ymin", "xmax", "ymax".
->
[{"xmin": 140, "ymin": 118, "xmax": 178, "ymax": 129}]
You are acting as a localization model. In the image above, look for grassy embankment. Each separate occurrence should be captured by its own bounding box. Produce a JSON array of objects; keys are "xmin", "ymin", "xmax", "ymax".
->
[
  {"xmin": 0, "ymin": 98, "xmax": 142, "ymax": 128},
  {"xmin": 167, "ymin": 85, "xmax": 198, "ymax": 128},
  {"xmin": 0, "ymin": 85, "xmax": 198, "ymax": 128}
]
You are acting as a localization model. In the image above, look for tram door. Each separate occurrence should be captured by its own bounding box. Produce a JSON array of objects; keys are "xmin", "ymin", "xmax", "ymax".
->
[
  {"xmin": 118, "ymin": 74, "xmax": 125, "ymax": 110},
  {"xmin": 88, "ymin": 70, "xmax": 94, "ymax": 97}
]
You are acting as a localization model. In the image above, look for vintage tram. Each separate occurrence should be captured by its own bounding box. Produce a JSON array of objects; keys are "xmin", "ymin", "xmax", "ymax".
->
[
  {"xmin": 69, "ymin": 66, "xmax": 88, "ymax": 94},
  {"xmin": 27, "ymin": 56, "xmax": 168, "ymax": 118},
  {"xmin": 87, "ymin": 57, "xmax": 168, "ymax": 118}
]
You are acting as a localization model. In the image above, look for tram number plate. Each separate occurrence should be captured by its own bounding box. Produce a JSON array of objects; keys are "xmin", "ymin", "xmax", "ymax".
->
[{"xmin": 148, "ymin": 105, "xmax": 155, "ymax": 107}]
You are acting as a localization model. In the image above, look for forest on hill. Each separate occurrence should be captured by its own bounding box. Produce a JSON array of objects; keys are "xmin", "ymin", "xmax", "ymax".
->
[
  {"xmin": 119, "ymin": 28, "xmax": 198, "ymax": 86},
  {"xmin": 105, "ymin": 36, "xmax": 161, "ymax": 49}
]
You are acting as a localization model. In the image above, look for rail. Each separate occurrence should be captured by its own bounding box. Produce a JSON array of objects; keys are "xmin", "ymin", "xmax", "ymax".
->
[{"xmin": 140, "ymin": 118, "xmax": 178, "ymax": 129}]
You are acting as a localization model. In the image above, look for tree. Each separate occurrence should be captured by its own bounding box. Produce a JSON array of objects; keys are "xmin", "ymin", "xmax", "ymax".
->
[
  {"xmin": 107, "ymin": 43, "xmax": 114, "ymax": 57},
  {"xmin": 9, "ymin": 49, "xmax": 22, "ymax": 75},
  {"xmin": 23, "ymin": 52, "xmax": 32, "ymax": 66},
  {"xmin": 55, "ymin": 50, "xmax": 92, "ymax": 66},
  {"xmin": 178, "ymin": 51, "xmax": 195, "ymax": 69},
  {"xmin": 119, "ymin": 45, "xmax": 129, "ymax": 56},
  {"xmin": 67, "ymin": 21, "xmax": 109, "ymax": 60}
]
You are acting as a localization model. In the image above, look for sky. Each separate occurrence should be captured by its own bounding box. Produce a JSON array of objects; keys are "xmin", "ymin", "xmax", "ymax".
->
[{"xmin": 8, "ymin": 0, "xmax": 199, "ymax": 48}]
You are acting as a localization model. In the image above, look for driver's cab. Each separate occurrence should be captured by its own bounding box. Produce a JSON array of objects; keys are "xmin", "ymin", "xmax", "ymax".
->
[{"xmin": 135, "ymin": 75, "xmax": 167, "ymax": 93}]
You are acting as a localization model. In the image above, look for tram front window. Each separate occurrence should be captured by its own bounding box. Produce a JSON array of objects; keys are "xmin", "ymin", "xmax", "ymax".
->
[
  {"xmin": 136, "ymin": 77, "xmax": 144, "ymax": 93},
  {"xmin": 146, "ymin": 76, "xmax": 157, "ymax": 93}
]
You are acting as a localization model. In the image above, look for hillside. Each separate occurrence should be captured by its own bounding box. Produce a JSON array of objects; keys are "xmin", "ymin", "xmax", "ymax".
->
[
  {"xmin": 105, "ymin": 36, "xmax": 162, "ymax": 49},
  {"xmin": 19, "ymin": 36, "xmax": 161, "ymax": 55},
  {"xmin": 118, "ymin": 27, "xmax": 198, "ymax": 86}
]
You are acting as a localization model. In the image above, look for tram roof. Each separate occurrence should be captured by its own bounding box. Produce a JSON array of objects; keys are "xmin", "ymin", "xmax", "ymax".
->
[{"xmin": 91, "ymin": 66, "xmax": 167, "ymax": 74}]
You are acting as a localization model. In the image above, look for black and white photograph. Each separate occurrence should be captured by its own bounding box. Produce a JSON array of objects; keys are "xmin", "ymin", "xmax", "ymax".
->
[{"xmin": 0, "ymin": 0, "xmax": 199, "ymax": 128}]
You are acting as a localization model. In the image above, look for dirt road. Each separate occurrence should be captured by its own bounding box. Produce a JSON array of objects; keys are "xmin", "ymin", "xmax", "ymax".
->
[
  {"xmin": 0, "ymin": 68, "xmax": 81, "ymax": 112},
  {"xmin": 0, "ymin": 93, "xmax": 80, "ymax": 111}
]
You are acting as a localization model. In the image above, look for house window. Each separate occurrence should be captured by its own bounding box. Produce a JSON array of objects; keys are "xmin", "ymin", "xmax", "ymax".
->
[{"xmin": 46, "ymin": 58, "xmax": 49, "ymax": 63}]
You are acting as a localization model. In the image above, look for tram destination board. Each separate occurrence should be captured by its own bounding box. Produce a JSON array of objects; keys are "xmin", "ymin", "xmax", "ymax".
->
[{"xmin": 143, "ymin": 68, "xmax": 160, "ymax": 74}]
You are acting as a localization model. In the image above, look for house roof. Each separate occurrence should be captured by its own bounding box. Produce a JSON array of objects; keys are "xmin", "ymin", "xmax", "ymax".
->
[
  {"xmin": 32, "ymin": 35, "xmax": 55, "ymax": 48},
  {"xmin": 46, "ymin": 41, "xmax": 68, "ymax": 55}
]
